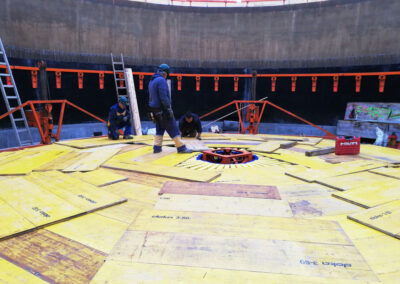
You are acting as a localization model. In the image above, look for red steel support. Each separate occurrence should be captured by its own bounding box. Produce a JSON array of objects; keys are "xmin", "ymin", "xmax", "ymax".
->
[
  {"xmin": 333, "ymin": 75, "xmax": 339, "ymax": 93},
  {"xmin": 55, "ymin": 71, "xmax": 62, "ymax": 89},
  {"xmin": 196, "ymin": 76, "xmax": 200, "ymax": 91},
  {"xmin": 355, "ymin": 75, "xmax": 362, "ymax": 93},
  {"xmin": 31, "ymin": 70, "xmax": 38, "ymax": 88},
  {"xmin": 55, "ymin": 101, "xmax": 66, "ymax": 141},
  {"xmin": 99, "ymin": 72, "xmax": 104, "ymax": 89},
  {"xmin": 379, "ymin": 75, "xmax": 386, "ymax": 93},
  {"xmin": 234, "ymin": 76, "xmax": 239, "ymax": 92},
  {"xmin": 78, "ymin": 72, "xmax": 84, "ymax": 89},
  {"xmin": 271, "ymin": 76, "xmax": 277, "ymax": 92},
  {"xmin": 139, "ymin": 74, "xmax": 144, "ymax": 90},
  {"xmin": 28, "ymin": 101, "xmax": 46, "ymax": 143},
  {"xmin": 177, "ymin": 75, "xmax": 182, "ymax": 91},
  {"xmin": 214, "ymin": 76, "xmax": 219, "ymax": 92},
  {"xmin": 6, "ymin": 69, "xmax": 11, "ymax": 85},
  {"xmin": 312, "ymin": 76, "xmax": 317, "ymax": 93},
  {"xmin": 291, "ymin": 76, "xmax": 297, "ymax": 92}
]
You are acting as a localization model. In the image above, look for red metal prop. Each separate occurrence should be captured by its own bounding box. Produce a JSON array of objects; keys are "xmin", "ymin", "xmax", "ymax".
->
[
  {"xmin": 177, "ymin": 75, "xmax": 182, "ymax": 91},
  {"xmin": 291, "ymin": 76, "xmax": 297, "ymax": 92},
  {"xmin": 355, "ymin": 75, "xmax": 362, "ymax": 93},
  {"xmin": 333, "ymin": 75, "xmax": 339, "ymax": 93},
  {"xmin": 202, "ymin": 148, "xmax": 253, "ymax": 164},
  {"xmin": 214, "ymin": 76, "xmax": 219, "ymax": 92},
  {"xmin": 78, "ymin": 72, "xmax": 84, "ymax": 89},
  {"xmin": 31, "ymin": 70, "xmax": 38, "ymax": 89},
  {"xmin": 196, "ymin": 76, "xmax": 200, "ymax": 91},
  {"xmin": 271, "ymin": 76, "xmax": 277, "ymax": 92},
  {"xmin": 379, "ymin": 75, "xmax": 386, "ymax": 93},
  {"xmin": 56, "ymin": 71, "xmax": 62, "ymax": 89},
  {"xmin": 139, "ymin": 74, "xmax": 144, "ymax": 90},
  {"xmin": 99, "ymin": 72, "xmax": 104, "ymax": 89},
  {"xmin": 234, "ymin": 76, "xmax": 239, "ymax": 92},
  {"xmin": 312, "ymin": 76, "xmax": 317, "ymax": 93}
]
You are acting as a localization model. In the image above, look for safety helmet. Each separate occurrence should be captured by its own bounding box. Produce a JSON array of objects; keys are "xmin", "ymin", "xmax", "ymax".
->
[
  {"xmin": 158, "ymin": 63, "xmax": 170, "ymax": 76},
  {"xmin": 118, "ymin": 96, "xmax": 128, "ymax": 106}
]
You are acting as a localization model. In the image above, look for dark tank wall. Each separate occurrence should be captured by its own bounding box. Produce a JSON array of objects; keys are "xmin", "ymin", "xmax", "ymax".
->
[{"xmin": 1, "ymin": 0, "xmax": 400, "ymax": 68}]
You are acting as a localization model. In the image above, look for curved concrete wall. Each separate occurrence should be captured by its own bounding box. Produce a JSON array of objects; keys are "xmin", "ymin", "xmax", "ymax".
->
[{"xmin": 1, "ymin": 0, "xmax": 400, "ymax": 68}]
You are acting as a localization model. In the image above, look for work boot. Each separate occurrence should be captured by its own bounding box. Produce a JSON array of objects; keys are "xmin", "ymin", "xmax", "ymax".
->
[
  {"xmin": 177, "ymin": 145, "xmax": 193, "ymax": 154},
  {"xmin": 123, "ymin": 135, "xmax": 133, "ymax": 139},
  {"xmin": 153, "ymin": 145, "xmax": 162, "ymax": 154}
]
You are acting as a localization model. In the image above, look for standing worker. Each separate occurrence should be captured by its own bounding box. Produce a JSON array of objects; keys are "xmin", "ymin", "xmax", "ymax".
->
[
  {"xmin": 107, "ymin": 96, "xmax": 133, "ymax": 140},
  {"xmin": 179, "ymin": 111, "xmax": 202, "ymax": 140},
  {"xmin": 148, "ymin": 64, "xmax": 192, "ymax": 154}
]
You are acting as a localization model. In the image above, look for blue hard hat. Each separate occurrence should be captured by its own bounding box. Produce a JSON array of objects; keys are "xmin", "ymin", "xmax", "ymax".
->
[
  {"xmin": 119, "ymin": 96, "xmax": 128, "ymax": 106},
  {"xmin": 158, "ymin": 63, "xmax": 170, "ymax": 76}
]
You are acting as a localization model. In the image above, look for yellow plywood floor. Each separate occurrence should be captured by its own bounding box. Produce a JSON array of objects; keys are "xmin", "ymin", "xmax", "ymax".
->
[{"xmin": 0, "ymin": 133, "xmax": 400, "ymax": 283}]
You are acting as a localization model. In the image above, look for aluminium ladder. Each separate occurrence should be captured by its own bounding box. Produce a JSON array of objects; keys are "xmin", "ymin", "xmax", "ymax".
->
[
  {"xmin": 111, "ymin": 53, "xmax": 128, "ymax": 102},
  {"xmin": 0, "ymin": 37, "xmax": 33, "ymax": 147}
]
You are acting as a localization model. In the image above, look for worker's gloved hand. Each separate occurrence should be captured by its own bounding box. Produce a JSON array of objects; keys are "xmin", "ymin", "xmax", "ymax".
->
[
  {"xmin": 196, "ymin": 136, "xmax": 202, "ymax": 140},
  {"xmin": 167, "ymin": 108, "xmax": 174, "ymax": 120},
  {"xmin": 122, "ymin": 116, "xmax": 128, "ymax": 122}
]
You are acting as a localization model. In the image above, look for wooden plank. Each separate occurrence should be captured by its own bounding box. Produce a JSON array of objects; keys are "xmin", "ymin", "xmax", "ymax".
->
[
  {"xmin": 305, "ymin": 146, "xmax": 335, "ymax": 157},
  {"xmin": 261, "ymin": 149, "xmax": 331, "ymax": 169},
  {"xmin": 26, "ymin": 171, "xmax": 127, "ymax": 212},
  {"xmin": 62, "ymin": 148, "xmax": 121, "ymax": 172},
  {"xmin": 359, "ymin": 144, "xmax": 400, "ymax": 164},
  {"xmin": 0, "ymin": 149, "xmax": 69, "ymax": 175},
  {"xmin": 129, "ymin": 209, "xmax": 352, "ymax": 245},
  {"xmin": 0, "ymin": 257, "xmax": 47, "ymax": 284},
  {"xmin": 347, "ymin": 200, "xmax": 400, "ymax": 239},
  {"xmin": 33, "ymin": 151, "xmax": 91, "ymax": 171},
  {"xmin": 102, "ymin": 181, "xmax": 160, "ymax": 205},
  {"xmin": 159, "ymin": 180, "xmax": 280, "ymax": 199},
  {"xmin": 108, "ymin": 230, "xmax": 377, "ymax": 281},
  {"xmin": 91, "ymin": 261, "xmax": 367, "ymax": 284},
  {"xmin": 70, "ymin": 168, "xmax": 128, "ymax": 187},
  {"xmin": 0, "ymin": 230, "xmax": 106, "ymax": 284},
  {"xmin": 155, "ymin": 194, "xmax": 293, "ymax": 217},
  {"xmin": 56, "ymin": 136, "xmax": 132, "ymax": 149},
  {"xmin": 332, "ymin": 178, "xmax": 400, "ymax": 208},
  {"xmin": 370, "ymin": 167, "xmax": 400, "ymax": 179},
  {"xmin": 47, "ymin": 214, "xmax": 129, "ymax": 254},
  {"xmin": 125, "ymin": 68, "xmax": 142, "ymax": 135},
  {"xmin": 317, "ymin": 171, "xmax": 394, "ymax": 191},
  {"xmin": 250, "ymin": 141, "xmax": 281, "ymax": 153},
  {"xmin": 102, "ymin": 160, "xmax": 221, "ymax": 182}
]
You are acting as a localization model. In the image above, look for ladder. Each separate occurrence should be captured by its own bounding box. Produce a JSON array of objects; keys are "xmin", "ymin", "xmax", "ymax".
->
[
  {"xmin": 111, "ymin": 53, "xmax": 128, "ymax": 101},
  {"xmin": 0, "ymin": 37, "xmax": 33, "ymax": 147}
]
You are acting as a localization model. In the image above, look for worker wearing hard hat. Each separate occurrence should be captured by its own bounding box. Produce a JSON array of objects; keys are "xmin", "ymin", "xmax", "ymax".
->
[
  {"xmin": 148, "ymin": 64, "xmax": 192, "ymax": 154},
  {"xmin": 179, "ymin": 111, "xmax": 202, "ymax": 140},
  {"xmin": 107, "ymin": 96, "xmax": 133, "ymax": 140}
]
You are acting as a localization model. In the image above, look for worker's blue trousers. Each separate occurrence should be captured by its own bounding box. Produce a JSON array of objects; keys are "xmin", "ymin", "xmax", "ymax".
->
[{"xmin": 155, "ymin": 117, "xmax": 180, "ymax": 139}]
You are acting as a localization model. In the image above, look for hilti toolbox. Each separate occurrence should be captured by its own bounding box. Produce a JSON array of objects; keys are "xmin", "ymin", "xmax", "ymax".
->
[{"xmin": 335, "ymin": 136, "xmax": 360, "ymax": 155}]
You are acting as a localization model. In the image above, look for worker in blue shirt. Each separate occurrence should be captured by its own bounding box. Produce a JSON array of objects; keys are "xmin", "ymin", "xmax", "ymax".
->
[
  {"xmin": 179, "ymin": 112, "xmax": 202, "ymax": 140},
  {"xmin": 107, "ymin": 96, "xmax": 133, "ymax": 140},
  {"xmin": 148, "ymin": 64, "xmax": 192, "ymax": 154}
]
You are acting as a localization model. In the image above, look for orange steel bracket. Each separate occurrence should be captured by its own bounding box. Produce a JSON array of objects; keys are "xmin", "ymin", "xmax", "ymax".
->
[
  {"xmin": 0, "ymin": 100, "xmax": 106, "ymax": 146},
  {"xmin": 55, "ymin": 71, "xmax": 62, "ymax": 89},
  {"xmin": 333, "ymin": 75, "xmax": 339, "ymax": 93},
  {"xmin": 5, "ymin": 69, "xmax": 11, "ymax": 85},
  {"xmin": 214, "ymin": 76, "xmax": 219, "ymax": 92},
  {"xmin": 312, "ymin": 76, "xmax": 317, "ymax": 93},
  {"xmin": 196, "ymin": 76, "xmax": 200, "ymax": 91},
  {"xmin": 271, "ymin": 76, "xmax": 277, "ymax": 92},
  {"xmin": 291, "ymin": 76, "xmax": 297, "ymax": 92},
  {"xmin": 177, "ymin": 75, "xmax": 182, "ymax": 91},
  {"xmin": 31, "ymin": 70, "xmax": 38, "ymax": 89},
  {"xmin": 379, "ymin": 75, "xmax": 386, "ymax": 93},
  {"xmin": 118, "ymin": 73, "xmax": 124, "ymax": 87},
  {"xmin": 78, "ymin": 72, "xmax": 84, "ymax": 89},
  {"xmin": 99, "ymin": 72, "xmax": 104, "ymax": 89},
  {"xmin": 234, "ymin": 76, "xmax": 239, "ymax": 92},
  {"xmin": 355, "ymin": 75, "xmax": 362, "ymax": 93},
  {"xmin": 139, "ymin": 74, "xmax": 144, "ymax": 90}
]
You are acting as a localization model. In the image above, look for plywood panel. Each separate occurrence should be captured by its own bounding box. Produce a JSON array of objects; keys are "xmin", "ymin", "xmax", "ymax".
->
[
  {"xmin": 108, "ymin": 231, "xmax": 377, "ymax": 281},
  {"xmin": 0, "ymin": 230, "xmax": 105, "ymax": 284},
  {"xmin": 348, "ymin": 200, "xmax": 400, "ymax": 239},
  {"xmin": 63, "ymin": 148, "xmax": 121, "ymax": 172},
  {"xmin": 47, "ymin": 213, "xmax": 129, "ymax": 254},
  {"xmin": 151, "ymin": 152, "xmax": 198, "ymax": 166},
  {"xmin": 332, "ymin": 179, "xmax": 400, "ymax": 208},
  {"xmin": 129, "ymin": 209, "xmax": 352, "ymax": 245},
  {"xmin": 27, "ymin": 171, "xmax": 127, "ymax": 212},
  {"xmin": 250, "ymin": 141, "xmax": 281, "ymax": 153},
  {"xmin": 33, "ymin": 151, "xmax": 90, "ymax": 171},
  {"xmin": 91, "ymin": 261, "xmax": 366, "ymax": 284},
  {"xmin": 155, "ymin": 194, "xmax": 293, "ymax": 217},
  {"xmin": 0, "ymin": 198, "xmax": 34, "ymax": 240},
  {"xmin": 159, "ymin": 181, "xmax": 280, "ymax": 199},
  {"xmin": 70, "ymin": 168, "xmax": 128, "ymax": 187},
  {"xmin": 0, "ymin": 257, "xmax": 47, "ymax": 284},
  {"xmin": 56, "ymin": 136, "xmax": 132, "ymax": 149},
  {"xmin": 103, "ymin": 160, "xmax": 221, "ymax": 182},
  {"xmin": 261, "ymin": 150, "xmax": 330, "ymax": 169},
  {"xmin": 0, "ymin": 149, "xmax": 69, "ymax": 175},
  {"xmin": 288, "ymin": 197, "xmax": 360, "ymax": 217},
  {"xmin": 103, "ymin": 181, "xmax": 160, "ymax": 205},
  {"xmin": 370, "ymin": 167, "xmax": 400, "ymax": 179}
]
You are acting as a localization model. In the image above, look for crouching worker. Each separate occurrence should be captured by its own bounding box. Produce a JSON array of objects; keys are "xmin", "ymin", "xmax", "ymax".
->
[
  {"xmin": 148, "ymin": 64, "xmax": 192, "ymax": 154},
  {"xmin": 107, "ymin": 96, "xmax": 133, "ymax": 140},
  {"xmin": 179, "ymin": 111, "xmax": 202, "ymax": 140}
]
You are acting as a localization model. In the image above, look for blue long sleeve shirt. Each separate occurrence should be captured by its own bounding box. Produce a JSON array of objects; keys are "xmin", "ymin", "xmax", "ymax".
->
[
  {"xmin": 179, "ymin": 113, "xmax": 202, "ymax": 134},
  {"xmin": 108, "ymin": 103, "xmax": 130, "ymax": 130},
  {"xmin": 148, "ymin": 73, "xmax": 170, "ymax": 110}
]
